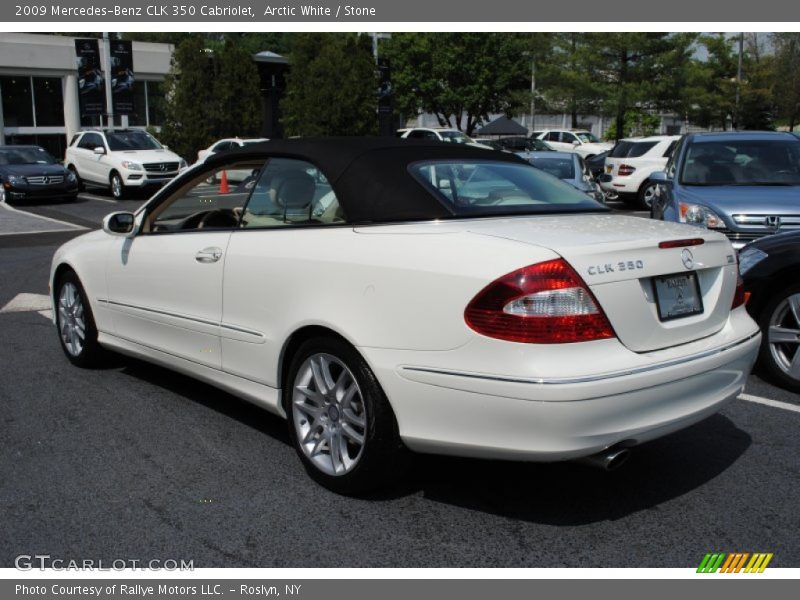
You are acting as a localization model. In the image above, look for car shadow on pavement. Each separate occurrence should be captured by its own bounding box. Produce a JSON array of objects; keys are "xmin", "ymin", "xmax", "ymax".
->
[
  {"xmin": 117, "ymin": 356, "xmax": 291, "ymax": 445},
  {"xmin": 400, "ymin": 414, "xmax": 751, "ymax": 525},
  {"xmin": 112, "ymin": 353, "xmax": 750, "ymax": 525}
]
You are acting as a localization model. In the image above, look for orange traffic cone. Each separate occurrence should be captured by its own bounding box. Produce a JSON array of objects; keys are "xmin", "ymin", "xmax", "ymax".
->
[{"xmin": 219, "ymin": 170, "xmax": 230, "ymax": 194}]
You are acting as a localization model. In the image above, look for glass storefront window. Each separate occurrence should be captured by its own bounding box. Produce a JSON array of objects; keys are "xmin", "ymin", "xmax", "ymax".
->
[
  {"xmin": 1, "ymin": 76, "xmax": 34, "ymax": 127},
  {"xmin": 147, "ymin": 81, "xmax": 165, "ymax": 127},
  {"xmin": 33, "ymin": 77, "xmax": 65, "ymax": 126},
  {"xmin": 128, "ymin": 80, "xmax": 147, "ymax": 126},
  {"xmin": 5, "ymin": 134, "xmax": 67, "ymax": 160}
]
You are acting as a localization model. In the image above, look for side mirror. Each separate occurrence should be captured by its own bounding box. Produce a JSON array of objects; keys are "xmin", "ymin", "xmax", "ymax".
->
[
  {"xmin": 93, "ymin": 146, "xmax": 106, "ymax": 155},
  {"xmin": 572, "ymin": 140, "xmax": 580, "ymax": 146},
  {"xmin": 103, "ymin": 212, "xmax": 136, "ymax": 237},
  {"xmin": 650, "ymin": 171, "xmax": 669, "ymax": 183}
]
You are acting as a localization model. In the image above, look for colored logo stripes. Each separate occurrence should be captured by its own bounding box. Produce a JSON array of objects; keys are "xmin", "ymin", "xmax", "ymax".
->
[{"xmin": 697, "ymin": 553, "xmax": 773, "ymax": 573}]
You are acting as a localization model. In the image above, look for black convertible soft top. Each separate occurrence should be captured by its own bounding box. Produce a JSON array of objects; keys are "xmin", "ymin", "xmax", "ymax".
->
[{"xmin": 200, "ymin": 137, "xmax": 528, "ymax": 223}]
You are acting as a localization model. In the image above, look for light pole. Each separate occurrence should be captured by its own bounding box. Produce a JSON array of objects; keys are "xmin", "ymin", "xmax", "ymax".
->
[
  {"xmin": 102, "ymin": 32, "xmax": 114, "ymax": 130},
  {"xmin": 530, "ymin": 56, "xmax": 536, "ymax": 133}
]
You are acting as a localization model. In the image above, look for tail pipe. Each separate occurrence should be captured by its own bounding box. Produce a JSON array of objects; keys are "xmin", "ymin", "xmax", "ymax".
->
[{"xmin": 575, "ymin": 446, "xmax": 631, "ymax": 471}]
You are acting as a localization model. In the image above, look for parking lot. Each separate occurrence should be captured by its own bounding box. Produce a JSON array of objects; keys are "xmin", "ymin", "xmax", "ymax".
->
[{"xmin": 1, "ymin": 190, "xmax": 799, "ymax": 568}]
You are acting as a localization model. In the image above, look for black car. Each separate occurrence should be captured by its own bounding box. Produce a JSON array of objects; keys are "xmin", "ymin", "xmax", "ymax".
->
[
  {"xmin": 585, "ymin": 150, "xmax": 609, "ymax": 181},
  {"xmin": 739, "ymin": 231, "xmax": 800, "ymax": 391},
  {"xmin": 0, "ymin": 146, "xmax": 79, "ymax": 203},
  {"xmin": 488, "ymin": 137, "xmax": 554, "ymax": 152}
]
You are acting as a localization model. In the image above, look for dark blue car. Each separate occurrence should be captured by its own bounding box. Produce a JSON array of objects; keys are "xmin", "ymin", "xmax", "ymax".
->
[
  {"xmin": 0, "ymin": 145, "xmax": 79, "ymax": 203},
  {"xmin": 650, "ymin": 131, "xmax": 800, "ymax": 248}
]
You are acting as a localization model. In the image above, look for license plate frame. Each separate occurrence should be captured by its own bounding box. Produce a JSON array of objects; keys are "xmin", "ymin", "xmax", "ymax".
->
[{"xmin": 652, "ymin": 272, "xmax": 704, "ymax": 322}]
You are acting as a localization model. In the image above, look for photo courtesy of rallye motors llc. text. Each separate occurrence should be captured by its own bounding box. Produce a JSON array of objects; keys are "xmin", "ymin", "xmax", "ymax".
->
[{"xmin": 14, "ymin": 584, "xmax": 301, "ymax": 596}]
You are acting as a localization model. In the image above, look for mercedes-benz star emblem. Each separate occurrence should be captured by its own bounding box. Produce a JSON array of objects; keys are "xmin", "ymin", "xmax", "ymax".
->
[
  {"xmin": 159, "ymin": 163, "xmax": 167, "ymax": 172},
  {"xmin": 681, "ymin": 248, "xmax": 694, "ymax": 270},
  {"xmin": 42, "ymin": 176, "xmax": 49, "ymax": 185}
]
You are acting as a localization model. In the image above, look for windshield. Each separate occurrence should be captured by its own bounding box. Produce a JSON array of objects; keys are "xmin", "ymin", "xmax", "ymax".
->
[
  {"xmin": 576, "ymin": 132, "xmax": 601, "ymax": 143},
  {"xmin": 530, "ymin": 157, "xmax": 576, "ymax": 180},
  {"xmin": 106, "ymin": 131, "xmax": 163, "ymax": 151},
  {"xmin": 410, "ymin": 160, "xmax": 605, "ymax": 217},
  {"xmin": 681, "ymin": 140, "xmax": 800, "ymax": 186},
  {"xmin": 0, "ymin": 147, "xmax": 56, "ymax": 165},
  {"xmin": 438, "ymin": 131, "xmax": 472, "ymax": 144}
]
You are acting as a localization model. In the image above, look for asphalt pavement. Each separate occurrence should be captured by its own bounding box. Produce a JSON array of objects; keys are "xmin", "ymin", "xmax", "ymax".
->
[{"xmin": 1, "ymin": 191, "xmax": 798, "ymax": 568}]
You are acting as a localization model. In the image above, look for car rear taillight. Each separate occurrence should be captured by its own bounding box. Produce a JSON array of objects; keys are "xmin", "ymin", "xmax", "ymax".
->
[
  {"xmin": 618, "ymin": 164, "xmax": 636, "ymax": 176},
  {"xmin": 464, "ymin": 259, "xmax": 616, "ymax": 344},
  {"xmin": 732, "ymin": 273, "xmax": 745, "ymax": 309}
]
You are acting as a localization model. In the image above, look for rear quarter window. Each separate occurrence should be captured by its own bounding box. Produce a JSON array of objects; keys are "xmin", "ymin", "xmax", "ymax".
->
[
  {"xmin": 409, "ymin": 160, "xmax": 605, "ymax": 217},
  {"xmin": 609, "ymin": 141, "xmax": 634, "ymax": 158},
  {"xmin": 627, "ymin": 141, "xmax": 658, "ymax": 158}
]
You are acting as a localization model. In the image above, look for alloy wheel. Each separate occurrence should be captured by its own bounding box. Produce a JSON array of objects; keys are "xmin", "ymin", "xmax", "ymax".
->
[
  {"xmin": 111, "ymin": 175, "xmax": 123, "ymax": 199},
  {"xmin": 768, "ymin": 292, "xmax": 800, "ymax": 382},
  {"xmin": 58, "ymin": 282, "xmax": 86, "ymax": 357},
  {"xmin": 641, "ymin": 183, "xmax": 657, "ymax": 208},
  {"xmin": 291, "ymin": 353, "xmax": 367, "ymax": 476}
]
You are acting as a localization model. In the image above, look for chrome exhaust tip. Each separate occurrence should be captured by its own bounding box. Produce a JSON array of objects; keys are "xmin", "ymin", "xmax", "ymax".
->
[{"xmin": 575, "ymin": 447, "xmax": 631, "ymax": 471}]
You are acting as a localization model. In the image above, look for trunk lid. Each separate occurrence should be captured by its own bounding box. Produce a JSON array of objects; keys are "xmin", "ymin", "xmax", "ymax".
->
[{"xmin": 467, "ymin": 215, "xmax": 739, "ymax": 352}]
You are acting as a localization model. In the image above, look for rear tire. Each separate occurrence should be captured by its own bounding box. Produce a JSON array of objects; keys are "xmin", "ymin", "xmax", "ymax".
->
[
  {"xmin": 637, "ymin": 180, "xmax": 658, "ymax": 210},
  {"xmin": 757, "ymin": 284, "xmax": 800, "ymax": 393},
  {"xmin": 284, "ymin": 336, "xmax": 407, "ymax": 495},
  {"xmin": 55, "ymin": 271, "xmax": 106, "ymax": 368}
]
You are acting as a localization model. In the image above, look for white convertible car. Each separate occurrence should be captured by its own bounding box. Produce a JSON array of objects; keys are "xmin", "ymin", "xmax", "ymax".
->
[{"xmin": 50, "ymin": 138, "xmax": 760, "ymax": 494}]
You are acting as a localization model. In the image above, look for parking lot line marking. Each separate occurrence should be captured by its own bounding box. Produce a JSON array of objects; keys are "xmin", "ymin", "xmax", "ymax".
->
[
  {"xmin": 1, "ymin": 293, "xmax": 52, "ymax": 314},
  {"xmin": 0, "ymin": 227, "xmax": 84, "ymax": 236},
  {"xmin": 79, "ymin": 193, "xmax": 118, "ymax": 204},
  {"xmin": 739, "ymin": 393, "xmax": 800, "ymax": 414},
  {"xmin": 0, "ymin": 200, "xmax": 87, "ymax": 230}
]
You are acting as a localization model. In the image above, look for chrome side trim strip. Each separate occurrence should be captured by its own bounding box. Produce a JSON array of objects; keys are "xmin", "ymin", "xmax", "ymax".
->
[
  {"xmin": 97, "ymin": 298, "xmax": 265, "ymax": 340},
  {"xmin": 400, "ymin": 331, "xmax": 760, "ymax": 386}
]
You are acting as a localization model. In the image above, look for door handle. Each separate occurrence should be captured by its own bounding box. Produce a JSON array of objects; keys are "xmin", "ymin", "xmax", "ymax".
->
[{"xmin": 195, "ymin": 247, "xmax": 223, "ymax": 263}]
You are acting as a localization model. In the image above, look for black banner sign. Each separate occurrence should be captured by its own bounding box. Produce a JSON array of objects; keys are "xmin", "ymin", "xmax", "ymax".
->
[
  {"xmin": 74, "ymin": 38, "xmax": 105, "ymax": 116},
  {"xmin": 110, "ymin": 39, "xmax": 136, "ymax": 115}
]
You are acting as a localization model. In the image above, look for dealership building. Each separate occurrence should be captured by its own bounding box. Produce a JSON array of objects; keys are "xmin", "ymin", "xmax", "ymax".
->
[{"xmin": 0, "ymin": 33, "xmax": 171, "ymax": 158}]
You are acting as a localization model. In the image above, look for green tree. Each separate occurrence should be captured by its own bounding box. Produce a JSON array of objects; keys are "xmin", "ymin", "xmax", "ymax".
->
[
  {"xmin": 582, "ymin": 33, "xmax": 682, "ymax": 140},
  {"xmin": 159, "ymin": 36, "xmax": 217, "ymax": 160},
  {"xmin": 535, "ymin": 33, "xmax": 602, "ymax": 128},
  {"xmin": 688, "ymin": 34, "xmax": 738, "ymax": 130},
  {"xmin": 772, "ymin": 33, "xmax": 800, "ymax": 130},
  {"xmin": 212, "ymin": 39, "xmax": 262, "ymax": 139},
  {"xmin": 159, "ymin": 36, "xmax": 263, "ymax": 160},
  {"xmin": 280, "ymin": 33, "xmax": 377, "ymax": 137},
  {"xmin": 739, "ymin": 50, "xmax": 776, "ymax": 131},
  {"xmin": 384, "ymin": 33, "xmax": 530, "ymax": 135}
]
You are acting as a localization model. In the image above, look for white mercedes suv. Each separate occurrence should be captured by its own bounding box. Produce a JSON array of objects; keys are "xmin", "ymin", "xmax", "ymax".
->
[
  {"xmin": 535, "ymin": 129, "xmax": 613, "ymax": 159},
  {"xmin": 65, "ymin": 129, "xmax": 187, "ymax": 199}
]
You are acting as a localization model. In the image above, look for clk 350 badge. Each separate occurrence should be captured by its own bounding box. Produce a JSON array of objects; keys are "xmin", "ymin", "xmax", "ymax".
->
[{"xmin": 587, "ymin": 260, "xmax": 644, "ymax": 275}]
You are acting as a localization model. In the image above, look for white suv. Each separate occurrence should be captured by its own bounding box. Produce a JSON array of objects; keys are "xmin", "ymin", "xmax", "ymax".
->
[
  {"xmin": 534, "ymin": 129, "xmax": 612, "ymax": 159},
  {"xmin": 397, "ymin": 128, "xmax": 492, "ymax": 149},
  {"xmin": 65, "ymin": 129, "xmax": 187, "ymax": 199},
  {"xmin": 599, "ymin": 135, "xmax": 680, "ymax": 209}
]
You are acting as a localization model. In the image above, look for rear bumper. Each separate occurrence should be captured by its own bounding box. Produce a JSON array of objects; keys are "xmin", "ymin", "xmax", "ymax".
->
[
  {"xmin": 599, "ymin": 176, "xmax": 639, "ymax": 194},
  {"xmin": 360, "ymin": 313, "xmax": 760, "ymax": 461}
]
